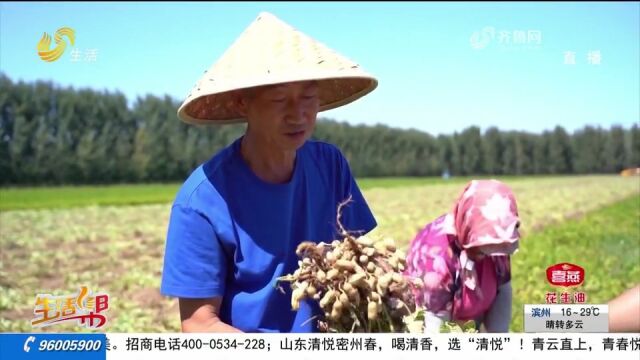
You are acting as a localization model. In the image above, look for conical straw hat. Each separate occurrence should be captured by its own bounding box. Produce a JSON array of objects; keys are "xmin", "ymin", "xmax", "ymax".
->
[{"xmin": 178, "ymin": 12, "xmax": 378, "ymax": 125}]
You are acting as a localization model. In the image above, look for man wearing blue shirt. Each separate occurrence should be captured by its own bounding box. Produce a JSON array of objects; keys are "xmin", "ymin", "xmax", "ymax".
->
[{"xmin": 160, "ymin": 12, "xmax": 379, "ymax": 333}]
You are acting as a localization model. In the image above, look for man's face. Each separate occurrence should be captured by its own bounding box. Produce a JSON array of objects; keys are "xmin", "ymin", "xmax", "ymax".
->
[{"xmin": 240, "ymin": 81, "xmax": 320, "ymax": 151}]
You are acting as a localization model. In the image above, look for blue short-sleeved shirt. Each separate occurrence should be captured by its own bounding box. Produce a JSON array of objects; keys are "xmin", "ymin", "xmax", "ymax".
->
[{"xmin": 160, "ymin": 136, "xmax": 377, "ymax": 333}]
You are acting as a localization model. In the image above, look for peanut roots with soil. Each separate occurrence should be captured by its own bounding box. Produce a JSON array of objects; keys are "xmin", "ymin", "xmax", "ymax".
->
[{"xmin": 277, "ymin": 197, "xmax": 424, "ymax": 333}]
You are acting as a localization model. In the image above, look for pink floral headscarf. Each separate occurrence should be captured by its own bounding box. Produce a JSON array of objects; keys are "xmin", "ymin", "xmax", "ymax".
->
[
  {"xmin": 404, "ymin": 180, "xmax": 521, "ymax": 321},
  {"xmin": 452, "ymin": 179, "xmax": 520, "ymax": 254}
]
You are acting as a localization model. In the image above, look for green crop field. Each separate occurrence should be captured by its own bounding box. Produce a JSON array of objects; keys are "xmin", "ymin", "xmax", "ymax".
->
[
  {"xmin": 509, "ymin": 195, "xmax": 640, "ymax": 332},
  {"xmin": 0, "ymin": 175, "xmax": 573, "ymax": 211},
  {"xmin": 0, "ymin": 175, "xmax": 638, "ymax": 332}
]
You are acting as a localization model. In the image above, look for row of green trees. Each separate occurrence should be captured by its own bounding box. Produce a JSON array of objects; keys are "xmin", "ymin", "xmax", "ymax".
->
[{"xmin": 1, "ymin": 74, "xmax": 638, "ymax": 185}]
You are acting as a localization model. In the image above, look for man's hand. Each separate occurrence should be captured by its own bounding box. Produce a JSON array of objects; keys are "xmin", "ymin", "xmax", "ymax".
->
[
  {"xmin": 608, "ymin": 284, "xmax": 640, "ymax": 332},
  {"xmin": 179, "ymin": 297, "xmax": 243, "ymax": 333}
]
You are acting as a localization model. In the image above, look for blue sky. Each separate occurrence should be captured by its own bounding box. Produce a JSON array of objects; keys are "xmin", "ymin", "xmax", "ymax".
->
[{"xmin": 1, "ymin": 2, "xmax": 638, "ymax": 135}]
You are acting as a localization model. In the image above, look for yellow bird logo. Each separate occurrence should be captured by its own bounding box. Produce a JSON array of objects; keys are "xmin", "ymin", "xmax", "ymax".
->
[{"xmin": 37, "ymin": 27, "xmax": 75, "ymax": 62}]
